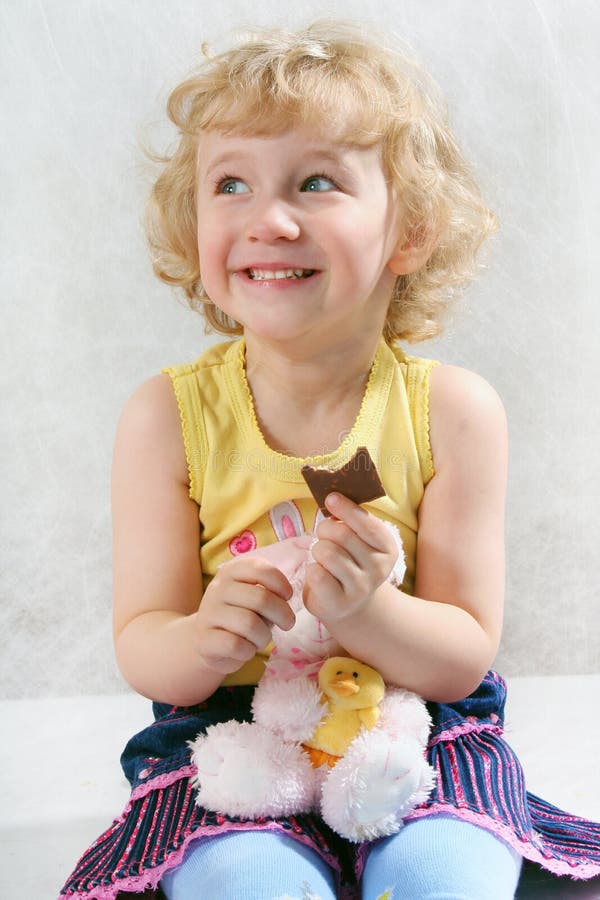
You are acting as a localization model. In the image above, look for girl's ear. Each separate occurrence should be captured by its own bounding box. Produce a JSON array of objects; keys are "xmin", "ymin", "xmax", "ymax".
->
[{"xmin": 387, "ymin": 225, "xmax": 437, "ymax": 276}]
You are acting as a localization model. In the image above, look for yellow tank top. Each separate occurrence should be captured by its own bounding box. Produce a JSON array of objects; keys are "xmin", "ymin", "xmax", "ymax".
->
[{"xmin": 163, "ymin": 338, "xmax": 438, "ymax": 685}]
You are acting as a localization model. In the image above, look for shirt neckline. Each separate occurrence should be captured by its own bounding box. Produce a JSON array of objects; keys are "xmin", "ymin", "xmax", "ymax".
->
[{"xmin": 224, "ymin": 337, "xmax": 396, "ymax": 481}]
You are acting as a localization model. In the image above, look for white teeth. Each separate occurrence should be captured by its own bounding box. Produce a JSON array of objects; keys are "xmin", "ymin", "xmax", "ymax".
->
[{"xmin": 248, "ymin": 268, "xmax": 314, "ymax": 280}]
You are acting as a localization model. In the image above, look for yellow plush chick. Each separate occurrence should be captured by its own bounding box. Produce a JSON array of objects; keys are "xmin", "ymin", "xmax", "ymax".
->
[{"xmin": 303, "ymin": 657, "xmax": 385, "ymax": 768}]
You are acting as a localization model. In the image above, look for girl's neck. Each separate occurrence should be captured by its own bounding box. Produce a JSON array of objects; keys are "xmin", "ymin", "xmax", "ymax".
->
[{"xmin": 243, "ymin": 334, "xmax": 381, "ymax": 458}]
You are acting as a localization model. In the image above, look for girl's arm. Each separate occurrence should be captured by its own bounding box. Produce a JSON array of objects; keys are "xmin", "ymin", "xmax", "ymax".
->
[
  {"xmin": 111, "ymin": 375, "xmax": 294, "ymax": 707},
  {"xmin": 304, "ymin": 364, "xmax": 508, "ymax": 703}
]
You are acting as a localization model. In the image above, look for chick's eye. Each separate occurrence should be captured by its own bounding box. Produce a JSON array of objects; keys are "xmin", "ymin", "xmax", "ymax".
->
[
  {"xmin": 301, "ymin": 174, "xmax": 337, "ymax": 192},
  {"xmin": 217, "ymin": 177, "xmax": 250, "ymax": 195},
  {"xmin": 352, "ymin": 672, "xmax": 359, "ymax": 679}
]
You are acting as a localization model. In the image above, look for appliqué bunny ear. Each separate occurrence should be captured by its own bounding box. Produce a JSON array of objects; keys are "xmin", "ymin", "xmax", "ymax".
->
[{"xmin": 269, "ymin": 500, "xmax": 305, "ymax": 542}]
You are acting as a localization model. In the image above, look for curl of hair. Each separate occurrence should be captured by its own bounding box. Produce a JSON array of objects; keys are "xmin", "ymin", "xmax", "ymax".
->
[{"xmin": 144, "ymin": 20, "xmax": 497, "ymax": 343}]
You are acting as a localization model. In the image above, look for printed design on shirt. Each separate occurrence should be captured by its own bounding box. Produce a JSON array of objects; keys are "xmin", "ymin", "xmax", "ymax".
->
[
  {"xmin": 228, "ymin": 500, "xmax": 324, "ymax": 558},
  {"xmin": 228, "ymin": 529, "xmax": 258, "ymax": 555},
  {"xmin": 269, "ymin": 500, "xmax": 306, "ymax": 541}
]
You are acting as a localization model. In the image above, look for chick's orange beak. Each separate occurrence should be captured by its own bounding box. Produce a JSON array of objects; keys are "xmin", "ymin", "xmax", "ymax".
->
[{"xmin": 329, "ymin": 676, "xmax": 360, "ymax": 697}]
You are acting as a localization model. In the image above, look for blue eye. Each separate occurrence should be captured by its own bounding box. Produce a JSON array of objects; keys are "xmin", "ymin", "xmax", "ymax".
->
[
  {"xmin": 218, "ymin": 178, "xmax": 250, "ymax": 195},
  {"xmin": 301, "ymin": 175, "xmax": 336, "ymax": 192}
]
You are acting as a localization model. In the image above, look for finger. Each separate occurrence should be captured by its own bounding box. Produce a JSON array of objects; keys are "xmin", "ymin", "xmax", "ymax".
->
[
  {"xmin": 197, "ymin": 653, "xmax": 244, "ymax": 676},
  {"xmin": 310, "ymin": 536, "xmax": 360, "ymax": 587},
  {"xmin": 214, "ymin": 604, "xmax": 274, "ymax": 652},
  {"xmin": 314, "ymin": 517, "xmax": 369, "ymax": 568},
  {"xmin": 211, "ymin": 575, "xmax": 295, "ymax": 632},
  {"xmin": 303, "ymin": 561, "xmax": 344, "ymax": 618},
  {"xmin": 225, "ymin": 582, "xmax": 296, "ymax": 632},
  {"xmin": 199, "ymin": 629, "xmax": 258, "ymax": 671},
  {"xmin": 324, "ymin": 493, "xmax": 394, "ymax": 553},
  {"xmin": 222, "ymin": 556, "xmax": 294, "ymax": 602},
  {"xmin": 201, "ymin": 657, "xmax": 242, "ymax": 676}
]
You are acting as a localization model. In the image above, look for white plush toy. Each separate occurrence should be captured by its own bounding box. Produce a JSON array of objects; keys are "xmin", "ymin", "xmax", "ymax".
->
[{"xmin": 190, "ymin": 511, "xmax": 435, "ymax": 842}]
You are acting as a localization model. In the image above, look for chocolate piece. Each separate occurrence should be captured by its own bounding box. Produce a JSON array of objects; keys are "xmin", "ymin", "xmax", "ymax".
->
[{"xmin": 301, "ymin": 446, "xmax": 385, "ymax": 516}]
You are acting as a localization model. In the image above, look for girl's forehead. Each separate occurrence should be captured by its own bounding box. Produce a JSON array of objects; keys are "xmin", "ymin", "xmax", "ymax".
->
[
  {"xmin": 196, "ymin": 126, "xmax": 383, "ymax": 166},
  {"xmin": 196, "ymin": 88, "xmax": 385, "ymax": 150}
]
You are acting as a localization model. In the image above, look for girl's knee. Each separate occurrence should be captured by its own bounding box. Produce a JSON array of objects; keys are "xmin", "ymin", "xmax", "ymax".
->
[
  {"xmin": 161, "ymin": 829, "xmax": 337, "ymax": 900},
  {"xmin": 361, "ymin": 816, "xmax": 522, "ymax": 900}
]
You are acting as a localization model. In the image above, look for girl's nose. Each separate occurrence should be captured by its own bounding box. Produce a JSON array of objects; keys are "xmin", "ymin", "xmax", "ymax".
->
[{"xmin": 246, "ymin": 198, "xmax": 301, "ymax": 243}]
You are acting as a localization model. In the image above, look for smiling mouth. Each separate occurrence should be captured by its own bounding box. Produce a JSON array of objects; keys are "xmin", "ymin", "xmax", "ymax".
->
[{"xmin": 246, "ymin": 268, "xmax": 316, "ymax": 281}]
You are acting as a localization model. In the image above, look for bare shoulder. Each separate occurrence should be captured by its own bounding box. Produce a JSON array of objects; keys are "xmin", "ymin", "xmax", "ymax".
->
[
  {"xmin": 117, "ymin": 373, "xmax": 180, "ymax": 428},
  {"xmin": 114, "ymin": 373, "xmax": 188, "ymax": 486},
  {"xmin": 428, "ymin": 364, "xmax": 507, "ymax": 472}
]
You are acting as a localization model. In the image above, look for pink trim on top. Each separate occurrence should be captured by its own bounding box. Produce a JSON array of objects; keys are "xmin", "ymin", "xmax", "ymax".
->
[
  {"xmin": 403, "ymin": 804, "xmax": 600, "ymax": 880},
  {"xmin": 428, "ymin": 721, "xmax": 503, "ymax": 747},
  {"xmin": 60, "ymin": 800, "xmax": 600, "ymax": 897},
  {"xmin": 129, "ymin": 764, "xmax": 197, "ymax": 804},
  {"xmin": 58, "ymin": 819, "xmax": 344, "ymax": 900},
  {"xmin": 89, "ymin": 765, "xmax": 197, "ymax": 840}
]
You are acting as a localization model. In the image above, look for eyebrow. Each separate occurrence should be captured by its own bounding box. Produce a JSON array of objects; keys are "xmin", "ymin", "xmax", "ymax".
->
[
  {"xmin": 202, "ymin": 151, "xmax": 249, "ymax": 179},
  {"xmin": 201, "ymin": 146, "xmax": 359, "ymax": 181}
]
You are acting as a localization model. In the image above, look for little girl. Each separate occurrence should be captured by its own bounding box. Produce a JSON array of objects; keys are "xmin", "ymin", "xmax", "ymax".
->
[{"xmin": 60, "ymin": 20, "xmax": 600, "ymax": 900}]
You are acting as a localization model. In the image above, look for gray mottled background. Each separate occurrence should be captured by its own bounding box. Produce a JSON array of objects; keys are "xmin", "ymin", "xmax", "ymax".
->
[{"xmin": 2, "ymin": 0, "xmax": 599, "ymax": 698}]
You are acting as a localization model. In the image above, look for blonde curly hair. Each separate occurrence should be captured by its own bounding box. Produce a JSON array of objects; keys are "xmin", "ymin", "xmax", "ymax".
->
[{"xmin": 145, "ymin": 20, "xmax": 496, "ymax": 343}]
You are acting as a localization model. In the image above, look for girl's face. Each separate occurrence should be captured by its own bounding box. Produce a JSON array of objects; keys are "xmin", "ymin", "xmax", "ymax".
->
[{"xmin": 195, "ymin": 126, "xmax": 402, "ymax": 353}]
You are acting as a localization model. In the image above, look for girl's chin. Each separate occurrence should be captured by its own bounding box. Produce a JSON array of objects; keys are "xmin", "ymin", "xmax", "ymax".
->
[
  {"xmin": 242, "ymin": 321, "xmax": 319, "ymax": 345},
  {"xmin": 213, "ymin": 302, "xmax": 324, "ymax": 344}
]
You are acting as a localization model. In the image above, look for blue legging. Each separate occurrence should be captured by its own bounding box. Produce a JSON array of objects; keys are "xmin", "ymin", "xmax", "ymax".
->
[{"xmin": 160, "ymin": 816, "xmax": 523, "ymax": 899}]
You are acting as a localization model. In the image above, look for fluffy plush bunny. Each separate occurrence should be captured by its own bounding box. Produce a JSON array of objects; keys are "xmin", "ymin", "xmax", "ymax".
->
[{"xmin": 190, "ymin": 504, "xmax": 435, "ymax": 841}]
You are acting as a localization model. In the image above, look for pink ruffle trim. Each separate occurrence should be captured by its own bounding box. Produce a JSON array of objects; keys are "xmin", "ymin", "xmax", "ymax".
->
[
  {"xmin": 129, "ymin": 765, "xmax": 197, "ymax": 804},
  {"xmin": 58, "ymin": 818, "xmax": 343, "ymax": 900},
  {"xmin": 428, "ymin": 721, "xmax": 503, "ymax": 747},
  {"xmin": 404, "ymin": 803, "xmax": 600, "ymax": 881},
  {"xmin": 61, "ymin": 822, "xmax": 279, "ymax": 899},
  {"xmin": 60, "ymin": 764, "xmax": 600, "ymax": 896}
]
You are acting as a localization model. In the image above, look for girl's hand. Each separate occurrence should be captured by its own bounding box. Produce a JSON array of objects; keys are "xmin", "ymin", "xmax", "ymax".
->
[
  {"xmin": 193, "ymin": 557, "xmax": 296, "ymax": 675},
  {"xmin": 303, "ymin": 493, "xmax": 399, "ymax": 622}
]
